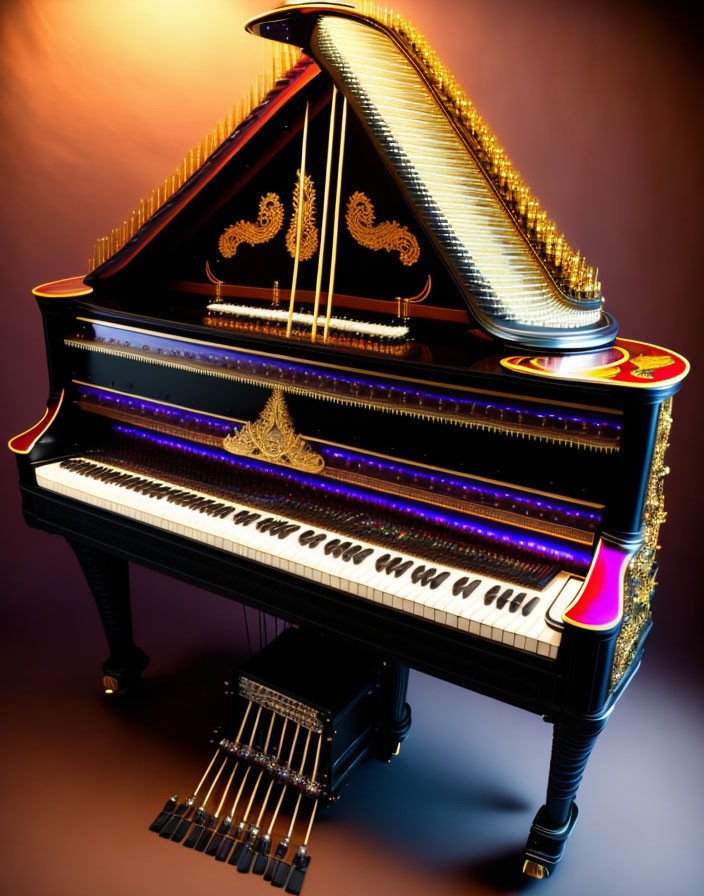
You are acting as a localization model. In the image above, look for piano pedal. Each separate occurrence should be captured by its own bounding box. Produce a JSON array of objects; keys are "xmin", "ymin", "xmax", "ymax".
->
[
  {"xmin": 149, "ymin": 796, "xmax": 177, "ymax": 833},
  {"xmin": 214, "ymin": 833, "xmax": 236, "ymax": 863},
  {"xmin": 159, "ymin": 802, "xmax": 190, "ymax": 839},
  {"xmin": 285, "ymin": 848, "xmax": 311, "ymax": 895},
  {"xmin": 194, "ymin": 821, "xmax": 216, "ymax": 852},
  {"xmin": 205, "ymin": 819, "xmax": 231, "ymax": 857},
  {"xmin": 183, "ymin": 811, "xmax": 207, "ymax": 848},
  {"xmin": 236, "ymin": 842, "xmax": 257, "ymax": 873},
  {"xmin": 264, "ymin": 840, "xmax": 289, "ymax": 882},
  {"xmin": 252, "ymin": 835, "xmax": 272, "ymax": 875},
  {"xmin": 147, "ymin": 630, "xmax": 409, "ymax": 894},
  {"xmin": 169, "ymin": 810, "xmax": 194, "ymax": 843},
  {"xmin": 270, "ymin": 859, "xmax": 293, "ymax": 888}
]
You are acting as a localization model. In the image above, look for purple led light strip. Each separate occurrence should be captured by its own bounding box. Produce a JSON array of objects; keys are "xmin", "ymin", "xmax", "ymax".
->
[
  {"xmin": 89, "ymin": 323, "xmax": 622, "ymax": 430},
  {"xmin": 81, "ymin": 385, "xmax": 600, "ymax": 523},
  {"xmin": 78, "ymin": 385, "xmax": 232, "ymax": 432},
  {"xmin": 318, "ymin": 446, "xmax": 600, "ymax": 523},
  {"xmin": 112, "ymin": 423, "xmax": 593, "ymax": 567}
]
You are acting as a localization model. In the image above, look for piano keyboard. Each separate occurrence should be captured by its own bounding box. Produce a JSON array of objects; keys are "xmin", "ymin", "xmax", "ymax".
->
[{"xmin": 35, "ymin": 458, "xmax": 584, "ymax": 659}]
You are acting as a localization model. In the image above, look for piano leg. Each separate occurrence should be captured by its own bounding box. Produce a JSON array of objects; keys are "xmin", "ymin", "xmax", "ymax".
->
[
  {"xmin": 376, "ymin": 661, "xmax": 412, "ymax": 761},
  {"xmin": 68, "ymin": 540, "xmax": 149, "ymax": 694},
  {"xmin": 522, "ymin": 712, "xmax": 609, "ymax": 878}
]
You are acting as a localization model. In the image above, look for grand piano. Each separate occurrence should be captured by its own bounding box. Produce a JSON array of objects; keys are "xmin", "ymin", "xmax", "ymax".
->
[{"xmin": 9, "ymin": 1, "xmax": 688, "ymax": 880}]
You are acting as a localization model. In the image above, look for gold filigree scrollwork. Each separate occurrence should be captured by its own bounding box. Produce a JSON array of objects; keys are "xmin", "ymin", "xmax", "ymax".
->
[
  {"xmin": 285, "ymin": 171, "xmax": 319, "ymax": 261},
  {"xmin": 345, "ymin": 191, "xmax": 420, "ymax": 266},
  {"xmin": 630, "ymin": 354, "xmax": 675, "ymax": 380},
  {"xmin": 218, "ymin": 192, "xmax": 284, "ymax": 258},
  {"xmin": 610, "ymin": 398, "xmax": 673, "ymax": 690},
  {"xmin": 223, "ymin": 388, "xmax": 324, "ymax": 474}
]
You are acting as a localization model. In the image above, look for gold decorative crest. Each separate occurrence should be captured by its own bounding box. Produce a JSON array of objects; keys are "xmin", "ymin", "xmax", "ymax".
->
[
  {"xmin": 218, "ymin": 192, "xmax": 284, "ymax": 258},
  {"xmin": 346, "ymin": 191, "xmax": 420, "ymax": 266},
  {"xmin": 630, "ymin": 353, "xmax": 674, "ymax": 379},
  {"xmin": 285, "ymin": 171, "xmax": 319, "ymax": 261},
  {"xmin": 223, "ymin": 388, "xmax": 324, "ymax": 473}
]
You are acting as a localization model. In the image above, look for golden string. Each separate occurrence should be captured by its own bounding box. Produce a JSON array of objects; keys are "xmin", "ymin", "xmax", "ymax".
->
[
  {"xmin": 323, "ymin": 96, "xmax": 347, "ymax": 342},
  {"xmin": 286, "ymin": 101, "xmax": 310, "ymax": 337},
  {"xmin": 311, "ymin": 87, "xmax": 338, "ymax": 341}
]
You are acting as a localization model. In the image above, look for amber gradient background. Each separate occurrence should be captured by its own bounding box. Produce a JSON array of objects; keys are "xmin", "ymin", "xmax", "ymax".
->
[{"xmin": 1, "ymin": 2, "xmax": 703, "ymax": 895}]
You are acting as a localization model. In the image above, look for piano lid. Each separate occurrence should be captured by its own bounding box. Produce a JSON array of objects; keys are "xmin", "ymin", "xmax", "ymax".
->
[
  {"xmin": 246, "ymin": 3, "xmax": 616, "ymax": 351},
  {"xmin": 84, "ymin": 2, "xmax": 617, "ymax": 353}
]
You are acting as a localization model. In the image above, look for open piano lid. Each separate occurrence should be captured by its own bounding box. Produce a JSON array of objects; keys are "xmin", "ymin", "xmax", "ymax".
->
[{"xmin": 85, "ymin": 1, "xmax": 617, "ymax": 354}]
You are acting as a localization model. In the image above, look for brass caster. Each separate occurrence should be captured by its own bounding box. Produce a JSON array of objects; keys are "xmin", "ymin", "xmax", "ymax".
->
[
  {"xmin": 102, "ymin": 675, "xmax": 119, "ymax": 695},
  {"xmin": 522, "ymin": 860, "xmax": 550, "ymax": 879}
]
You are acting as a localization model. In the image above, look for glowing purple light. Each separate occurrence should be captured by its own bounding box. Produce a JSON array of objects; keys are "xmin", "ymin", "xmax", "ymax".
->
[
  {"xmin": 113, "ymin": 423, "xmax": 592, "ymax": 567},
  {"xmin": 89, "ymin": 323, "xmax": 622, "ymax": 431}
]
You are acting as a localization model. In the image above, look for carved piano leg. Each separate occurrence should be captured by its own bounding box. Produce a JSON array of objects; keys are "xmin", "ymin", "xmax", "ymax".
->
[
  {"xmin": 522, "ymin": 713, "xmax": 609, "ymax": 878},
  {"xmin": 376, "ymin": 661, "xmax": 412, "ymax": 761},
  {"xmin": 68, "ymin": 540, "xmax": 149, "ymax": 694}
]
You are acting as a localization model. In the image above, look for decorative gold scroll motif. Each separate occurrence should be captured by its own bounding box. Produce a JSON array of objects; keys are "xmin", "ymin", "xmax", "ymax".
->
[
  {"xmin": 223, "ymin": 388, "xmax": 324, "ymax": 473},
  {"xmin": 630, "ymin": 354, "xmax": 675, "ymax": 380},
  {"xmin": 218, "ymin": 193, "xmax": 284, "ymax": 258},
  {"xmin": 285, "ymin": 172, "xmax": 319, "ymax": 261},
  {"xmin": 610, "ymin": 398, "xmax": 673, "ymax": 690},
  {"xmin": 345, "ymin": 191, "xmax": 420, "ymax": 266}
]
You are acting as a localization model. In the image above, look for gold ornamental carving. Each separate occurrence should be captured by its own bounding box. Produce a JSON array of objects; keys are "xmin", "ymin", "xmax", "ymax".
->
[
  {"xmin": 345, "ymin": 191, "xmax": 420, "ymax": 266},
  {"xmin": 223, "ymin": 388, "xmax": 324, "ymax": 474},
  {"xmin": 630, "ymin": 354, "xmax": 675, "ymax": 380},
  {"xmin": 285, "ymin": 171, "xmax": 319, "ymax": 261},
  {"xmin": 218, "ymin": 193, "xmax": 284, "ymax": 258},
  {"xmin": 610, "ymin": 397, "xmax": 673, "ymax": 690}
]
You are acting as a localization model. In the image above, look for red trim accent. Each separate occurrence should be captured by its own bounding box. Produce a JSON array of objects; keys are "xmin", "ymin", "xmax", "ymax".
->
[
  {"xmin": 562, "ymin": 540, "xmax": 632, "ymax": 631},
  {"xmin": 33, "ymin": 277, "xmax": 92, "ymax": 298},
  {"xmin": 8, "ymin": 391, "xmax": 64, "ymax": 455},
  {"xmin": 88, "ymin": 61, "xmax": 321, "ymax": 281}
]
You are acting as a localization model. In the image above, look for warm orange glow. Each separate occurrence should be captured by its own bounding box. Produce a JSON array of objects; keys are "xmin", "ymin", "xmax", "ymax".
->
[{"xmin": 0, "ymin": 0, "xmax": 265, "ymax": 275}]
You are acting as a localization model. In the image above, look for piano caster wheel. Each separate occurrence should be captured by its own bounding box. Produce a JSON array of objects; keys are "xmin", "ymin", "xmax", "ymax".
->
[
  {"xmin": 101, "ymin": 647, "xmax": 150, "ymax": 696},
  {"xmin": 103, "ymin": 675, "xmax": 120, "ymax": 695},
  {"xmin": 522, "ymin": 860, "xmax": 550, "ymax": 880}
]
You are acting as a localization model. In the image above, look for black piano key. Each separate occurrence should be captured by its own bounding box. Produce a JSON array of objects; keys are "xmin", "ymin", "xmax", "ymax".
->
[
  {"xmin": 285, "ymin": 853, "xmax": 311, "ymax": 895},
  {"xmin": 509, "ymin": 591, "xmax": 527, "ymax": 612},
  {"xmin": 149, "ymin": 796, "xmax": 178, "ymax": 833},
  {"xmin": 419, "ymin": 567, "xmax": 438, "ymax": 586},
  {"xmin": 353, "ymin": 548, "xmax": 373, "ymax": 564},
  {"xmin": 495, "ymin": 588, "xmax": 513, "ymax": 610},
  {"xmin": 411, "ymin": 564, "xmax": 426, "ymax": 583},
  {"xmin": 452, "ymin": 575, "xmax": 468, "ymax": 596},
  {"xmin": 462, "ymin": 579, "xmax": 481, "ymax": 598},
  {"xmin": 429, "ymin": 570, "xmax": 450, "ymax": 589},
  {"xmin": 522, "ymin": 596, "xmax": 540, "ymax": 616},
  {"xmin": 375, "ymin": 553, "xmax": 391, "ymax": 571},
  {"xmin": 484, "ymin": 584, "xmax": 501, "ymax": 605}
]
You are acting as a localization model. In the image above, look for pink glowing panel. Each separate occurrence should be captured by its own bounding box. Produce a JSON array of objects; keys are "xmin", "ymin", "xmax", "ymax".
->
[{"xmin": 562, "ymin": 540, "xmax": 632, "ymax": 631}]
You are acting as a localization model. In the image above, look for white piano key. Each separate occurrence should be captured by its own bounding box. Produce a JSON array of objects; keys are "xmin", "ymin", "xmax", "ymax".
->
[{"xmin": 35, "ymin": 458, "xmax": 582, "ymax": 659}]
